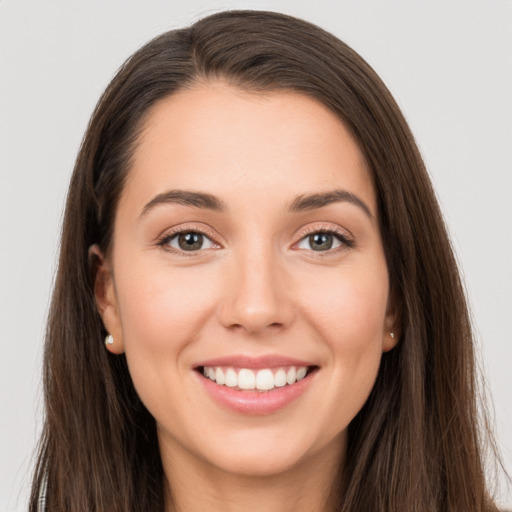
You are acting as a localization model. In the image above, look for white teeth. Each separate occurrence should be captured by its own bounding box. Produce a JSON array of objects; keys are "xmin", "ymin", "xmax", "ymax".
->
[
  {"xmin": 255, "ymin": 369, "xmax": 274, "ymax": 390},
  {"xmin": 201, "ymin": 365, "xmax": 311, "ymax": 391},
  {"xmin": 238, "ymin": 369, "xmax": 256, "ymax": 390},
  {"xmin": 215, "ymin": 367, "xmax": 225, "ymax": 385},
  {"xmin": 286, "ymin": 367, "xmax": 296, "ymax": 385},
  {"xmin": 274, "ymin": 368, "xmax": 287, "ymax": 387},
  {"xmin": 296, "ymin": 367, "xmax": 307, "ymax": 381},
  {"xmin": 225, "ymin": 368, "xmax": 237, "ymax": 387}
]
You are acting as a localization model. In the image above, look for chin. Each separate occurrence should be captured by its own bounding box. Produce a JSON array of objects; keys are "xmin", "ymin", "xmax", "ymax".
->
[
  {"xmin": 191, "ymin": 426, "xmax": 343, "ymax": 479},
  {"xmin": 206, "ymin": 448, "xmax": 308, "ymax": 478}
]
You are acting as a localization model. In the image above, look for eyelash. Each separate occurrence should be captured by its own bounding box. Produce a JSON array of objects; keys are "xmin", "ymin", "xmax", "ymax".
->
[
  {"xmin": 296, "ymin": 225, "xmax": 355, "ymax": 253},
  {"xmin": 156, "ymin": 225, "xmax": 355, "ymax": 256},
  {"xmin": 157, "ymin": 224, "xmax": 219, "ymax": 256}
]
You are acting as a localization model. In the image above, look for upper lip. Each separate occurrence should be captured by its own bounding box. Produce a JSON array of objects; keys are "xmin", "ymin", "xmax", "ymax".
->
[{"xmin": 194, "ymin": 354, "xmax": 317, "ymax": 370}]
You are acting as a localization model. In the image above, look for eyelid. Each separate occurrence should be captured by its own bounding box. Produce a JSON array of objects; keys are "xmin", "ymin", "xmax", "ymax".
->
[
  {"xmin": 296, "ymin": 223, "xmax": 352, "ymax": 238},
  {"xmin": 155, "ymin": 222, "xmax": 354, "ymax": 256},
  {"xmin": 156, "ymin": 223, "xmax": 222, "ymax": 254},
  {"xmin": 293, "ymin": 223, "xmax": 355, "ymax": 252}
]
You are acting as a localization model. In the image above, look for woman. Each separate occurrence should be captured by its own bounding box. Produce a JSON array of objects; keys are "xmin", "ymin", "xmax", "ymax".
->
[{"xmin": 30, "ymin": 10, "xmax": 501, "ymax": 511}]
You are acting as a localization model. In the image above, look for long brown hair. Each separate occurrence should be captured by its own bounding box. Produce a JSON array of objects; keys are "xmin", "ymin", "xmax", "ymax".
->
[{"xmin": 30, "ymin": 10, "xmax": 500, "ymax": 511}]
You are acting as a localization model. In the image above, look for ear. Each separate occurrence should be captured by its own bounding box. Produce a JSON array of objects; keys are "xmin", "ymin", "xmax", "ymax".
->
[
  {"xmin": 89, "ymin": 244, "xmax": 125, "ymax": 354},
  {"xmin": 382, "ymin": 291, "xmax": 401, "ymax": 352}
]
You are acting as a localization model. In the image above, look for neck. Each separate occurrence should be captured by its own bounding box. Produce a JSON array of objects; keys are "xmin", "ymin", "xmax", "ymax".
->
[{"xmin": 161, "ymin": 435, "xmax": 345, "ymax": 512}]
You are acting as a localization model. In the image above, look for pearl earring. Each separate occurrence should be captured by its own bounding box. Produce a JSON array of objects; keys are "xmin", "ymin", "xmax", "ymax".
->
[
  {"xmin": 390, "ymin": 332, "xmax": 395, "ymax": 339},
  {"xmin": 105, "ymin": 334, "xmax": 114, "ymax": 346}
]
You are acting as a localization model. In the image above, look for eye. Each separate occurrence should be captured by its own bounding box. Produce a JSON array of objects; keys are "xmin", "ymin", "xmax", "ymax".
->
[
  {"xmin": 159, "ymin": 230, "xmax": 217, "ymax": 252},
  {"xmin": 295, "ymin": 229, "xmax": 354, "ymax": 252}
]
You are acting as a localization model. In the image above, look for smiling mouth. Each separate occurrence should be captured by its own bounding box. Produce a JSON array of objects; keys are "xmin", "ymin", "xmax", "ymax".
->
[{"xmin": 197, "ymin": 365, "xmax": 318, "ymax": 392}]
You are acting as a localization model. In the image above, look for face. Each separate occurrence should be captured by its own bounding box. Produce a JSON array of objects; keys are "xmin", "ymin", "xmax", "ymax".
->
[{"xmin": 95, "ymin": 82, "xmax": 397, "ymax": 479}]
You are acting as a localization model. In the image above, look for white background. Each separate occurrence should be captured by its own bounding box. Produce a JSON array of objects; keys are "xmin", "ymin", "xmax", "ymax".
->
[{"xmin": 1, "ymin": 1, "xmax": 510, "ymax": 510}]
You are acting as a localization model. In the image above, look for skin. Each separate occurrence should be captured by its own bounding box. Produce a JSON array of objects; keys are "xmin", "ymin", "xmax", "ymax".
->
[{"xmin": 94, "ymin": 82, "xmax": 398, "ymax": 512}]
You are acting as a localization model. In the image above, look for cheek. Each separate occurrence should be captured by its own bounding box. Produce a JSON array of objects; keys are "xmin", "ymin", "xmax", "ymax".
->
[
  {"xmin": 297, "ymin": 264, "xmax": 388, "ymax": 433},
  {"xmin": 113, "ymin": 261, "xmax": 222, "ymax": 421},
  {"xmin": 116, "ymin": 262, "xmax": 220, "ymax": 352},
  {"xmin": 299, "ymin": 260, "xmax": 389, "ymax": 347},
  {"xmin": 296, "ymin": 258, "xmax": 389, "ymax": 396}
]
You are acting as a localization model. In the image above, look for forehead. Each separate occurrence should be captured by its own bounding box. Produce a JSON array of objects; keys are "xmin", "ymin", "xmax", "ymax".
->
[{"xmin": 122, "ymin": 82, "xmax": 376, "ymax": 217}]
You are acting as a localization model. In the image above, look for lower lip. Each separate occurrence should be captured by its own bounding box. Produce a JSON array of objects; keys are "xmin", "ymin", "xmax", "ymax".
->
[{"xmin": 196, "ymin": 370, "xmax": 315, "ymax": 415}]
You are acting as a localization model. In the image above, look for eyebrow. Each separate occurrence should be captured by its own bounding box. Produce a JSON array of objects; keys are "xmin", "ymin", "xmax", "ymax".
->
[
  {"xmin": 288, "ymin": 189, "xmax": 373, "ymax": 219},
  {"xmin": 139, "ymin": 188, "xmax": 373, "ymax": 220},
  {"xmin": 140, "ymin": 190, "xmax": 227, "ymax": 218}
]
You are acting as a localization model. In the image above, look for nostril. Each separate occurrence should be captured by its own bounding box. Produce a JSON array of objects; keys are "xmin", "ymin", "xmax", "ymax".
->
[{"xmin": 216, "ymin": 277, "xmax": 295, "ymax": 334}]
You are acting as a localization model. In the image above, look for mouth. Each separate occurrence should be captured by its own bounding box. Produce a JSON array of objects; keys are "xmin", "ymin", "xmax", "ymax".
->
[
  {"xmin": 196, "ymin": 365, "xmax": 318, "ymax": 392},
  {"xmin": 193, "ymin": 357, "xmax": 319, "ymax": 414}
]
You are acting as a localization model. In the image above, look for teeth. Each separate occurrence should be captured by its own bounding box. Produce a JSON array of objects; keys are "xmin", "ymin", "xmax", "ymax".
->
[
  {"xmin": 215, "ymin": 367, "xmax": 225, "ymax": 385},
  {"xmin": 296, "ymin": 367, "xmax": 307, "ymax": 381},
  {"xmin": 238, "ymin": 369, "xmax": 256, "ymax": 390},
  {"xmin": 286, "ymin": 367, "xmax": 296, "ymax": 385},
  {"xmin": 225, "ymin": 368, "xmax": 237, "ymax": 388},
  {"xmin": 274, "ymin": 368, "xmax": 287, "ymax": 387},
  {"xmin": 201, "ymin": 366, "xmax": 310, "ymax": 391},
  {"xmin": 255, "ymin": 369, "xmax": 274, "ymax": 390}
]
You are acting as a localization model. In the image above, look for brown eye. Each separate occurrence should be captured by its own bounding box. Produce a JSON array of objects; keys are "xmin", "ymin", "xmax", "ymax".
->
[
  {"xmin": 161, "ymin": 231, "xmax": 217, "ymax": 253},
  {"xmin": 178, "ymin": 232, "xmax": 204, "ymax": 251},
  {"xmin": 295, "ymin": 229, "xmax": 354, "ymax": 252},
  {"xmin": 308, "ymin": 233, "xmax": 333, "ymax": 251}
]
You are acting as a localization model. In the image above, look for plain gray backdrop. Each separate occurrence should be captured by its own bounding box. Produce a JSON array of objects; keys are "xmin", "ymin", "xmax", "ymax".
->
[{"xmin": 1, "ymin": 1, "xmax": 511, "ymax": 510}]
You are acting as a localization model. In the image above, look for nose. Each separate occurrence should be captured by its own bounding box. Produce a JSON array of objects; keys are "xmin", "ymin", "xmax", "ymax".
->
[{"xmin": 217, "ymin": 246, "xmax": 295, "ymax": 335}]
